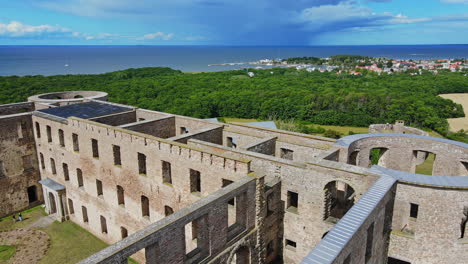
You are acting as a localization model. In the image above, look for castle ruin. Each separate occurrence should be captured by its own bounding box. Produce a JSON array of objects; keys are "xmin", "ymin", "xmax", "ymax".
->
[{"xmin": 0, "ymin": 91, "xmax": 467, "ymax": 264}]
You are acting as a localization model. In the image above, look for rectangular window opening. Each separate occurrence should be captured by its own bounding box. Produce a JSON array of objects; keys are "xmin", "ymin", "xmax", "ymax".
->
[
  {"xmin": 285, "ymin": 239, "xmax": 297, "ymax": 251},
  {"xmin": 287, "ymin": 191, "xmax": 298, "ymax": 212},
  {"xmin": 138, "ymin": 153, "xmax": 146, "ymax": 175},
  {"xmin": 68, "ymin": 199, "xmax": 74, "ymax": 214},
  {"xmin": 141, "ymin": 195, "xmax": 150, "ymax": 217},
  {"xmin": 77, "ymin": 169, "xmax": 83, "ymax": 187},
  {"xmin": 58, "ymin": 129, "xmax": 65, "ymax": 147},
  {"xmin": 117, "ymin": 185, "xmax": 125, "ymax": 206},
  {"xmin": 162, "ymin": 161, "xmax": 172, "ymax": 184},
  {"xmin": 82, "ymin": 206, "xmax": 88, "ymax": 223},
  {"xmin": 121, "ymin": 227, "xmax": 128, "ymax": 239},
  {"xmin": 113, "ymin": 145, "xmax": 121, "ymax": 166},
  {"xmin": 222, "ymin": 179, "xmax": 234, "ymax": 205},
  {"xmin": 185, "ymin": 220, "xmax": 199, "ymax": 255},
  {"xmin": 365, "ymin": 223, "xmax": 374, "ymax": 263},
  {"xmin": 50, "ymin": 158, "xmax": 56, "ymax": 174},
  {"xmin": 190, "ymin": 169, "xmax": 201, "ymax": 193},
  {"xmin": 63, "ymin": 163, "xmax": 69, "ymax": 181},
  {"xmin": 96, "ymin": 179, "xmax": 103, "ymax": 196},
  {"xmin": 410, "ymin": 203, "xmax": 419, "ymax": 219},
  {"xmin": 47, "ymin": 125, "xmax": 52, "ymax": 143},
  {"xmin": 91, "ymin": 139, "xmax": 99, "ymax": 158},
  {"xmin": 40, "ymin": 153, "xmax": 45, "ymax": 170},
  {"xmin": 100, "ymin": 215, "xmax": 107, "ymax": 234},
  {"xmin": 35, "ymin": 122, "xmax": 41, "ymax": 138},
  {"xmin": 72, "ymin": 133, "xmax": 79, "ymax": 152},
  {"xmin": 280, "ymin": 148, "xmax": 294, "ymax": 160}
]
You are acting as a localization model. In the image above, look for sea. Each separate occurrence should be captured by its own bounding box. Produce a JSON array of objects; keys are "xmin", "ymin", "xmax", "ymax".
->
[{"xmin": 1, "ymin": 45, "xmax": 468, "ymax": 76}]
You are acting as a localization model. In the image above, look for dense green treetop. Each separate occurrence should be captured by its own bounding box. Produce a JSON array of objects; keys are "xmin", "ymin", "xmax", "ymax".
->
[{"xmin": 0, "ymin": 67, "xmax": 467, "ymax": 140}]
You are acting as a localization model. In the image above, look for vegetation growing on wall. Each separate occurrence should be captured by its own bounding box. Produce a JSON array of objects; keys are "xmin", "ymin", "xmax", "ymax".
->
[{"xmin": 0, "ymin": 67, "xmax": 466, "ymax": 141}]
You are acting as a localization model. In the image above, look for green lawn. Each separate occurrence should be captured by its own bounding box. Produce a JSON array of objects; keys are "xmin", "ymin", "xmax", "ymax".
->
[
  {"xmin": 0, "ymin": 206, "xmax": 46, "ymax": 231},
  {"xmin": 0, "ymin": 206, "xmax": 119, "ymax": 264},
  {"xmin": 308, "ymin": 124, "xmax": 369, "ymax": 135},
  {"xmin": 0, "ymin": 245, "xmax": 16, "ymax": 262},
  {"xmin": 38, "ymin": 221, "xmax": 108, "ymax": 264},
  {"xmin": 415, "ymin": 153, "xmax": 436, "ymax": 175}
]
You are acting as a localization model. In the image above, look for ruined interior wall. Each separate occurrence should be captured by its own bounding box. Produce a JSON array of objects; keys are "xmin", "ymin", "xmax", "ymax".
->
[
  {"xmin": 89, "ymin": 111, "xmax": 137, "ymax": 126},
  {"xmin": 0, "ymin": 102, "xmax": 35, "ymax": 116},
  {"xmin": 346, "ymin": 136, "xmax": 468, "ymax": 176},
  {"xmin": 171, "ymin": 127, "xmax": 224, "ymax": 145},
  {"xmin": 33, "ymin": 116, "xmax": 250, "ymax": 258},
  {"xmin": 243, "ymin": 137, "xmax": 277, "ymax": 156},
  {"xmin": 389, "ymin": 183, "xmax": 468, "ymax": 264},
  {"xmin": 225, "ymin": 123, "xmax": 335, "ymax": 149},
  {"xmin": 188, "ymin": 139, "xmax": 379, "ymax": 264},
  {"xmin": 121, "ymin": 117, "xmax": 176, "ymax": 139},
  {"xmin": 135, "ymin": 109, "xmax": 172, "ymax": 121},
  {"xmin": 0, "ymin": 113, "xmax": 42, "ymax": 218},
  {"xmin": 223, "ymin": 130, "xmax": 263, "ymax": 149},
  {"xmin": 275, "ymin": 140, "xmax": 330, "ymax": 163},
  {"xmin": 326, "ymin": 181, "xmax": 396, "ymax": 264},
  {"xmin": 174, "ymin": 116, "xmax": 220, "ymax": 136}
]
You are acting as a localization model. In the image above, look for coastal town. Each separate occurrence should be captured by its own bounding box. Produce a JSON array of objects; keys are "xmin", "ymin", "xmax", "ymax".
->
[{"xmin": 210, "ymin": 56, "xmax": 468, "ymax": 75}]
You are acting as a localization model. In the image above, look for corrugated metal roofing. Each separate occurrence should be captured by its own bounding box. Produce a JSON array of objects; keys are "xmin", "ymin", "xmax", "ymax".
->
[
  {"xmin": 370, "ymin": 166, "xmax": 468, "ymax": 188},
  {"xmin": 39, "ymin": 178, "xmax": 66, "ymax": 191},
  {"xmin": 37, "ymin": 101, "xmax": 132, "ymax": 119},
  {"xmin": 336, "ymin": 133, "xmax": 468, "ymax": 149},
  {"xmin": 302, "ymin": 175, "xmax": 396, "ymax": 264}
]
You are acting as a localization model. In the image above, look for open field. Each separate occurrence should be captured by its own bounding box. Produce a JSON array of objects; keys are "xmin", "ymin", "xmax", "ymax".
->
[{"xmin": 439, "ymin": 93, "xmax": 468, "ymax": 132}]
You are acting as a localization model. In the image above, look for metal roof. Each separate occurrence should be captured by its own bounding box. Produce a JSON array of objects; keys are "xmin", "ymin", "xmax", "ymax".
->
[
  {"xmin": 245, "ymin": 121, "xmax": 277, "ymax": 130},
  {"xmin": 301, "ymin": 175, "xmax": 396, "ymax": 264},
  {"xmin": 370, "ymin": 166, "xmax": 468, "ymax": 188},
  {"xmin": 36, "ymin": 101, "xmax": 132, "ymax": 119},
  {"xmin": 39, "ymin": 178, "xmax": 65, "ymax": 191},
  {"xmin": 336, "ymin": 133, "xmax": 468, "ymax": 149}
]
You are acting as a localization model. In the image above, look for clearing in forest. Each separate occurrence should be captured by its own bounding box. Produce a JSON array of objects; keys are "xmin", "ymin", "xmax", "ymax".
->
[{"xmin": 439, "ymin": 93, "xmax": 468, "ymax": 132}]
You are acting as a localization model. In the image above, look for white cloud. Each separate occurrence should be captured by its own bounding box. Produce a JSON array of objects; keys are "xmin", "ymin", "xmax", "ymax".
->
[
  {"xmin": 139, "ymin": 32, "xmax": 174, "ymax": 41},
  {"xmin": 297, "ymin": 2, "xmax": 430, "ymax": 32},
  {"xmin": 441, "ymin": 0, "xmax": 468, "ymax": 3},
  {"xmin": 0, "ymin": 21, "xmax": 70, "ymax": 37}
]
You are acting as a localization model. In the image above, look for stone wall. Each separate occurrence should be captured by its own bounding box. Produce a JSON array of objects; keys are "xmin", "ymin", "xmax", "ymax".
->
[
  {"xmin": 0, "ymin": 112, "xmax": 42, "ymax": 218},
  {"xmin": 389, "ymin": 183, "xmax": 468, "ymax": 264},
  {"xmin": 188, "ymin": 139, "xmax": 380, "ymax": 263},
  {"xmin": 33, "ymin": 115, "xmax": 250, "ymax": 262},
  {"xmin": 0, "ymin": 102, "xmax": 35, "ymax": 116},
  {"xmin": 121, "ymin": 116, "xmax": 176, "ymax": 139}
]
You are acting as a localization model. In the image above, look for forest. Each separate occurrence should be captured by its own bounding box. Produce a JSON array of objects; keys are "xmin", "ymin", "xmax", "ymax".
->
[{"xmin": 0, "ymin": 67, "xmax": 467, "ymax": 141}]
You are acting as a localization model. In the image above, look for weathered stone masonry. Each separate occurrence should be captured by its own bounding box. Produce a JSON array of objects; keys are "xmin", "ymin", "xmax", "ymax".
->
[{"xmin": 0, "ymin": 91, "xmax": 467, "ymax": 264}]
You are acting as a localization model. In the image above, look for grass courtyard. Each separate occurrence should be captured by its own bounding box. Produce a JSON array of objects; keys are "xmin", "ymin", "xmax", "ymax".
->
[{"xmin": 0, "ymin": 206, "xmax": 108, "ymax": 264}]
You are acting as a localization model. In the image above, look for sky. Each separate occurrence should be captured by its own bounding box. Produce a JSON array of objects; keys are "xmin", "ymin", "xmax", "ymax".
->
[{"xmin": 0, "ymin": 0, "xmax": 468, "ymax": 45}]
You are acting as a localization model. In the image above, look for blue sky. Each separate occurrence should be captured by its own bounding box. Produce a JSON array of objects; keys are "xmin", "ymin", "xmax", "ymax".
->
[{"xmin": 0, "ymin": 0, "xmax": 468, "ymax": 45}]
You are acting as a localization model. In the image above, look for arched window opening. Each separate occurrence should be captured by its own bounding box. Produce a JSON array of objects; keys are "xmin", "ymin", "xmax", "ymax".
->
[
  {"xmin": 349, "ymin": 151, "xmax": 359, "ymax": 165},
  {"xmin": 48, "ymin": 192, "xmax": 57, "ymax": 214},
  {"xmin": 323, "ymin": 181, "xmax": 355, "ymax": 222},
  {"xmin": 369, "ymin": 148, "xmax": 389, "ymax": 167}
]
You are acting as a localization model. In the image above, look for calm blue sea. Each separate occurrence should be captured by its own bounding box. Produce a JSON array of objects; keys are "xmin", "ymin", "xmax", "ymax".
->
[{"xmin": 0, "ymin": 45, "xmax": 468, "ymax": 76}]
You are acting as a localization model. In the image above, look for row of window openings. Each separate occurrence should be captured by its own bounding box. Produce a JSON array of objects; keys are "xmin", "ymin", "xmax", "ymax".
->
[
  {"xmin": 70, "ymin": 199, "xmax": 174, "ymax": 232},
  {"xmin": 41, "ymin": 151, "xmax": 180, "ymax": 189}
]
